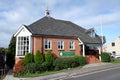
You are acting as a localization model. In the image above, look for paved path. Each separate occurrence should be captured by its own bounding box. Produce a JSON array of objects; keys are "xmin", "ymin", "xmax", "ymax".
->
[{"xmin": 3, "ymin": 63, "xmax": 120, "ymax": 80}]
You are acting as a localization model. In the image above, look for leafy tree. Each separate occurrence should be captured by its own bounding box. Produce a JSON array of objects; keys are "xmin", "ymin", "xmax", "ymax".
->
[
  {"xmin": 7, "ymin": 36, "xmax": 16, "ymax": 68},
  {"xmin": 34, "ymin": 50, "xmax": 44, "ymax": 64}
]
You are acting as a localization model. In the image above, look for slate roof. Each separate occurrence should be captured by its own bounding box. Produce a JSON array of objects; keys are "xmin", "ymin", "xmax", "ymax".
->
[{"xmin": 26, "ymin": 16, "xmax": 102, "ymax": 44}]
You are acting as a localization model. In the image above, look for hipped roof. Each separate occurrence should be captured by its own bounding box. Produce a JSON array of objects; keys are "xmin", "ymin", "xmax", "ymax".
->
[{"xmin": 26, "ymin": 16, "xmax": 102, "ymax": 44}]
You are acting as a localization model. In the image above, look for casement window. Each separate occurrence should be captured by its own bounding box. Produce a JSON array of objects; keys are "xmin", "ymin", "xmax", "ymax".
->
[
  {"xmin": 44, "ymin": 40, "xmax": 52, "ymax": 50},
  {"xmin": 17, "ymin": 36, "xmax": 29, "ymax": 56},
  {"xmin": 58, "ymin": 40, "xmax": 64, "ymax": 50},
  {"xmin": 69, "ymin": 41, "xmax": 75, "ymax": 50}
]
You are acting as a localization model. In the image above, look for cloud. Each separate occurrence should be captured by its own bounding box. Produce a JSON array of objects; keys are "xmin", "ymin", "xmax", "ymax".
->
[
  {"xmin": 74, "ymin": 11, "xmax": 120, "ymax": 28},
  {"xmin": 0, "ymin": 0, "xmax": 120, "ymax": 47}
]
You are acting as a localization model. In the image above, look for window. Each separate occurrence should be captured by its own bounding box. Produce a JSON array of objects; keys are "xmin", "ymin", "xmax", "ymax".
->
[
  {"xmin": 17, "ymin": 36, "xmax": 29, "ymax": 56},
  {"xmin": 44, "ymin": 40, "xmax": 52, "ymax": 50},
  {"xmin": 58, "ymin": 40, "xmax": 64, "ymax": 50},
  {"xmin": 112, "ymin": 42, "xmax": 115, "ymax": 46},
  {"xmin": 112, "ymin": 51, "xmax": 116, "ymax": 55},
  {"xmin": 69, "ymin": 41, "xmax": 75, "ymax": 50},
  {"xmin": 89, "ymin": 32, "xmax": 95, "ymax": 37}
]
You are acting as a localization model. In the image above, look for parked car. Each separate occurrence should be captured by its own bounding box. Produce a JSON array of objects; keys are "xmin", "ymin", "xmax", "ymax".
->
[{"xmin": 114, "ymin": 55, "xmax": 120, "ymax": 59}]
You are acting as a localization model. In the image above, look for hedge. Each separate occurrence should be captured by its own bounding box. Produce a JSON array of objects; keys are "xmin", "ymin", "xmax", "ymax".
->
[
  {"xmin": 101, "ymin": 52, "xmax": 111, "ymax": 62},
  {"xmin": 53, "ymin": 57, "xmax": 79, "ymax": 70},
  {"xmin": 74, "ymin": 55, "xmax": 86, "ymax": 66}
]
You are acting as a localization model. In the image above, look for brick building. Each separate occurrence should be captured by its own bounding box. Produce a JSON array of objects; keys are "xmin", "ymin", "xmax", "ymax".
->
[{"xmin": 14, "ymin": 10, "xmax": 103, "ymax": 64}]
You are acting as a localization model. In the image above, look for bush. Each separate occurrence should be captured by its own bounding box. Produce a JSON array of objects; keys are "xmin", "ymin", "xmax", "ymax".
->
[
  {"xmin": 74, "ymin": 55, "xmax": 86, "ymax": 66},
  {"xmin": 54, "ymin": 57, "xmax": 79, "ymax": 70},
  {"xmin": 24, "ymin": 63, "xmax": 36, "ymax": 74},
  {"xmin": 34, "ymin": 50, "xmax": 44, "ymax": 64},
  {"xmin": 41, "ymin": 62, "xmax": 51, "ymax": 71},
  {"xmin": 101, "ymin": 52, "xmax": 111, "ymax": 62},
  {"xmin": 24, "ymin": 53, "xmax": 34, "ymax": 65},
  {"xmin": 14, "ymin": 60, "xmax": 24, "ymax": 75},
  {"xmin": 45, "ymin": 51, "xmax": 55, "ymax": 66}
]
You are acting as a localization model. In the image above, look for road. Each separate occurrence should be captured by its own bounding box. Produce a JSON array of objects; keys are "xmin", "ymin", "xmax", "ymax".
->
[{"xmin": 65, "ymin": 67, "xmax": 120, "ymax": 80}]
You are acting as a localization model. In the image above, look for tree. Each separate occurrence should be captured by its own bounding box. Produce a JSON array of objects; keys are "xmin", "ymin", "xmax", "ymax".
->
[
  {"xmin": 7, "ymin": 36, "xmax": 16, "ymax": 68},
  {"xmin": 34, "ymin": 50, "xmax": 44, "ymax": 64}
]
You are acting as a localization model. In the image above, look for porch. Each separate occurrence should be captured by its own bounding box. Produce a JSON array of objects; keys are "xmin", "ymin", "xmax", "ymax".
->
[{"xmin": 81, "ymin": 44, "xmax": 101, "ymax": 64}]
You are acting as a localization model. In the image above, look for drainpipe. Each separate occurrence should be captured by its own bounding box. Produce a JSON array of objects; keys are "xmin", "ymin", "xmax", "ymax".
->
[{"xmin": 41, "ymin": 36, "xmax": 44, "ymax": 54}]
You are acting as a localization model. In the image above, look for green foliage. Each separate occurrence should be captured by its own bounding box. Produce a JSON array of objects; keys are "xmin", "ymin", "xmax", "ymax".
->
[
  {"xmin": 24, "ymin": 53, "xmax": 34, "ymax": 65},
  {"xmin": 74, "ymin": 55, "xmax": 86, "ymax": 66},
  {"xmin": 24, "ymin": 63, "xmax": 36, "ymax": 74},
  {"xmin": 7, "ymin": 36, "xmax": 16, "ymax": 68},
  {"xmin": 34, "ymin": 50, "xmax": 44, "ymax": 64},
  {"xmin": 101, "ymin": 52, "xmax": 111, "ymax": 62},
  {"xmin": 54, "ymin": 57, "xmax": 79, "ymax": 70},
  {"xmin": 45, "ymin": 51, "xmax": 55, "ymax": 66}
]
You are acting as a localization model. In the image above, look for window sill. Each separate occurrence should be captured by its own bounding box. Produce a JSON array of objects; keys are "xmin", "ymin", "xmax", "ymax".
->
[
  {"xmin": 70, "ymin": 49, "xmax": 75, "ymax": 51},
  {"xmin": 45, "ymin": 49, "xmax": 52, "ymax": 50},
  {"xmin": 16, "ymin": 56, "xmax": 25, "ymax": 58},
  {"xmin": 58, "ymin": 49, "xmax": 64, "ymax": 51}
]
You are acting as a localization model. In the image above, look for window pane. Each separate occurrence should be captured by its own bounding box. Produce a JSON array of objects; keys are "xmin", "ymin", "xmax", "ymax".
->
[
  {"xmin": 44, "ymin": 40, "xmax": 51, "ymax": 49},
  {"xmin": 70, "ymin": 41, "xmax": 74, "ymax": 50},
  {"xmin": 58, "ymin": 40, "xmax": 64, "ymax": 50},
  {"xmin": 17, "ymin": 36, "xmax": 29, "ymax": 56}
]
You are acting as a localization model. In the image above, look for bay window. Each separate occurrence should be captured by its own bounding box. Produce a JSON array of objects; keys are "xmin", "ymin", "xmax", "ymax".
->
[{"xmin": 17, "ymin": 36, "xmax": 29, "ymax": 56}]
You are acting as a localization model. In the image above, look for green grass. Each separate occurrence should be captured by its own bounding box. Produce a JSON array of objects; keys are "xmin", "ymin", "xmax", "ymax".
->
[
  {"xmin": 111, "ymin": 58, "xmax": 120, "ymax": 63},
  {"xmin": 14, "ymin": 66, "xmax": 82, "ymax": 78}
]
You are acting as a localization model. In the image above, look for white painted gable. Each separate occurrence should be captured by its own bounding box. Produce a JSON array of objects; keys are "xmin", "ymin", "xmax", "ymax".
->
[{"xmin": 14, "ymin": 25, "xmax": 32, "ymax": 37}]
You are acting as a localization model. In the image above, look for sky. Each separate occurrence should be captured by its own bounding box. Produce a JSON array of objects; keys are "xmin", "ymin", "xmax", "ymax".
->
[{"xmin": 0, "ymin": 0, "xmax": 120, "ymax": 48}]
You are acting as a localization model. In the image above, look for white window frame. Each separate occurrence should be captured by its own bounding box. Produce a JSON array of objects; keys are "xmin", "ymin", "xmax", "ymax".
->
[
  {"xmin": 69, "ymin": 41, "xmax": 75, "ymax": 50},
  {"xmin": 44, "ymin": 40, "xmax": 52, "ymax": 50},
  {"xmin": 58, "ymin": 40, "xmax": 64, "ymax": 50},
  {"xmin": 16, "ymin": 36, "xmax": 30, "ymax": 56}
]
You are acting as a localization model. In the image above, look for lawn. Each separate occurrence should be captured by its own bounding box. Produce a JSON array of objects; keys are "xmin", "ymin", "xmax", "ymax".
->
[{"xmin": 111, "ymin": 58, "xmax": 120, "ymax": 63}]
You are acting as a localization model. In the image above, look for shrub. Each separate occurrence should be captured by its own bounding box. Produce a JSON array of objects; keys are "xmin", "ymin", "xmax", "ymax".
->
[
  {"xmin": 41, "ymin": 62, "xmax": 51, "ymax": 71},
  {"xmin": 24, "ymin": 63, "xmax": 36, "ymax": 74},
  {"xmin": 24, "ymin": 53, "xmax": 34, "ymax": 65},
  {"xmin": 54, "ymin": 57, "xmax": 79, "ymax": 70},
  {"xmin": 13, "ymin": 60, "xmax": 24, "ymax": 75},
  {"xmin": 74, "ymin": 55, "xmax": 86, "ymax": 66},
  {"xmin": 45, "ymin": 51, "xmax": 55, "ymax": 66},
  {"xmin": 101, "ymin": 52, "xmax": 111, "ymax": 62},
  {"xmin": 34, "ymin": 50, "xmax": 44, "ymax": 64}
]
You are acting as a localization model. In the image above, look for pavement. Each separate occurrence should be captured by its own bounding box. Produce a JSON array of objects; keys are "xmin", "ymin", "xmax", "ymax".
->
[{"xmin": 3, "ymin": 63, "xmax": 120, "ymax": 80}]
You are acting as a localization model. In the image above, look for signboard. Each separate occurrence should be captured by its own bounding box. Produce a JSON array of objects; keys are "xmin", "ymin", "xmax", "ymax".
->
[{"xmin": 59, "ymin": 52, "xmax": 75, "ymax": 56}]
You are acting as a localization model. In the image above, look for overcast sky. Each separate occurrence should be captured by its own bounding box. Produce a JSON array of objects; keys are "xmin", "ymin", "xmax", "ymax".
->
[{"xmin": 0, "ymin": 0, "xmax": 120, "ymax": 47}]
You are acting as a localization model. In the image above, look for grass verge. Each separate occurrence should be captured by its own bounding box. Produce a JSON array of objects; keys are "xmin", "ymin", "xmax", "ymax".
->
[
  {"xmin": 14, "ymin": 66, "xmax": 82, "ymax": 78},
  {"xmin": 111, "ymin": 58, "xmax": 120, "ymax": 63}
]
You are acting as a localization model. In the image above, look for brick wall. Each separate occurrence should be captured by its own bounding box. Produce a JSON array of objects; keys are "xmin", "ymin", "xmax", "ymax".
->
[{"xmin": 33, "ymin": 36, "xmax": 81, "ymax": 57}]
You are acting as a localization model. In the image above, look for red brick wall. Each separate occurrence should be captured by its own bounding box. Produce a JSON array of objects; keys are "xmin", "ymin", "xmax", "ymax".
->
[
  {"xmin": 85, "ymin": 55, "xmax": 100, "ymax": 64},
  {"xmin": 33, "ymin": 37, "xmax": 81, "ymax": 57}
]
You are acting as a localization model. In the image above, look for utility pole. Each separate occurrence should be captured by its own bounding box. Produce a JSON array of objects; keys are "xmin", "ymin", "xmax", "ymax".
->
[{"xmin": 100, "ymin": 16, "xmax": 103, "ymax": 52}]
